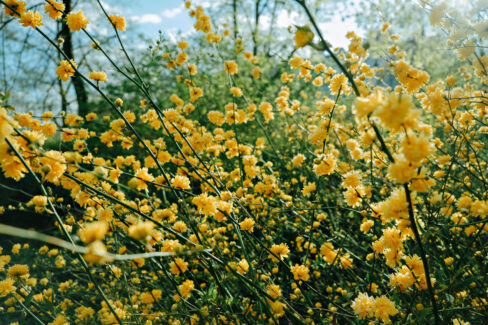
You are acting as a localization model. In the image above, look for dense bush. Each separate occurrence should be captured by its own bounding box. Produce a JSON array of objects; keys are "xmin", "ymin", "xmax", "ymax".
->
[{"xmin": 1, "ymin": 0, "xmax": 488, "ymax": 324}]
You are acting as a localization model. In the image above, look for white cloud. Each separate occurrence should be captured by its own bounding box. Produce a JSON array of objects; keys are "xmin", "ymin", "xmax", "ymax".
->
[
  {"xmin": 161, "ymin": 7, "xmax": 183, "ymax": 18},
  {"xmin": 259, "ymin": 10, "xmax": 300, "ymax": 30},
  {"xmin": 318, "ymin": 16, "xmax": 360, "ymax": 48},
  {"xmin": 99, "ymin": 1, "xmax": 112, "ymax": 11},
  {"xmin": 131, "ymin": 14, "xmax": 162, "ymax": 24},
  {"xmin": 275, "ymin": 10, "xmax": 299, "ymax": 28},
  {"xmin": 260, "ymin": 14, "xmax": 271, "ymax": 30},
  {"xmin": 199, "ymin": 1, "xmax": 212, "ymax": 8}
]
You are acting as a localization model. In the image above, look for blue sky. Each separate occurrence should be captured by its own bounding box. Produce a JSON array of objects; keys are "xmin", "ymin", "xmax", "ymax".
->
[
  {"xmin": 1, "ymin": 0, "xmax": 362, "ymax": 113},
  {"xmin": 104, "ymin": 0, "xmax": 359, "ymax": 48},
  {"xmin": 105, "ymin": 0, "xmax": 199, "ymax": 42}
]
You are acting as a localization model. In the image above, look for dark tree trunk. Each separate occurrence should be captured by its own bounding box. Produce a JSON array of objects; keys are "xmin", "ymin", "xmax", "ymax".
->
[
  {"xmin": 61, "ymin": 0, "xmax": 88, "ymax": 117},
  {"xmin": 252, "ymin": 0, "xmax": 261, "ymax": 56},
  {"xmin": 56, "ymin": 21, "xmax": 68, "ymax": 121},
  {"xmin": 233, "ymin": 0, "xmax": 238, "ymax": 40},
  {"xmin": 265, "ymin": 0, "xmax": 280, "ymax": 57}
]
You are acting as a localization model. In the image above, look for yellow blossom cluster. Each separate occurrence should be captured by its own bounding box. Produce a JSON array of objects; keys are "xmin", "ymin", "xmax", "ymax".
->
[{"xmin": 0, "ymin": 1, "xmax": 487, "ymax": 324}]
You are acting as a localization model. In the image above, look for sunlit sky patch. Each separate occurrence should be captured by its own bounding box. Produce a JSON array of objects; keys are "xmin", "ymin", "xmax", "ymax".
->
[{"xmin": 105, "ymin": 0, "xmax": 361, "ymax": 48}]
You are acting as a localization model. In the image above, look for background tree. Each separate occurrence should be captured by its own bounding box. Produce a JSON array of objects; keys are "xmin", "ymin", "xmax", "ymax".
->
[
  {"xmin": 59, "ymin": 0, "xmax": 88, "ymax": 117},
  {"xmin": 0, "ymin": 0, "xmax": 134, "ymax": 117}
]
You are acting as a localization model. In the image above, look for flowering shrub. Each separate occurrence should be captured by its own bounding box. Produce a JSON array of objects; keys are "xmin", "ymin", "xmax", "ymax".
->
[{"xmin": 0, "ymin": 0, "xmax": 488, "ymax": 324}]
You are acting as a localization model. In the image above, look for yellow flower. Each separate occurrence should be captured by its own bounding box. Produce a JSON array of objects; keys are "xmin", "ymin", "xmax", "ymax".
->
[
  {"xmin": 313, "ymin": 154, "xmax": 337, "ymax": 176},
  {"xmin": 320, "ymin": 242, "xmax": 338, "ymax": 264},
  {"xmin": 389, "ymin": 266, "xmax": 415, "ymax": 291},
  {"xmin": 11, "ymin": 244, "xmax": 21, "ymax": 254},
  {"xmin": 444, "ymin": 257, "xmax": 454, "ymax": 266},
  {"xmin": 7, "ymin": 264, "xmax": 29, "ymax": 279},
  {"xmin": 44, "ymin": 0, "xmax": 64, "ymax": 20},
  {"xmin": 73, "ymin": 139, "xmax": 86, "ymax": 152},
  {"xmin": 108, "ymin": 14, "xmax": 125, "ymax": 31},
  {"xmin": 170, "ymin": 258, "xmax": 188, "ymax": 275},
  {"xmin": 56, "ymin": 60, "xmax": 77, "ymax": 81},
  {"xmin": 19, "ymin": 11, "xmax": 43, "ymax": 28},
  {"xmin": 55, "ymin": 255, "xmax": 66, "ymax": 268},
  {"xmin": 128, "ymin": 221, "xmax": 154, "ymax": 240},
  {"xmin": 178, "ymin": 280, "xmax": 194, "ymax": 299},
  {"xmin": 387, "ymin": 155, "xmax": 417, "ymax": 184},
  {"xmin": 236, "ymin": 259, "xmax": 249, "ymax": 275},
  {"xmin": 192, "ymin": 193, "xmax": 217, "ymax": 217},
  {"xmin": 172, "ymin": 220, "xmax": 187, "ymax": 233},
  {"xmin": 343, "ymin": 186, "xmax": 364, "ymax": 207},
  {"xmin": 393, "ymin": 60, "xmax": 429, "ymax": 93},
  {"xmin": 134, "ymin": 168, "xmax": 154, "ymax": 190},
  {"xmin": 429, "ymin": 2, "xmax": 448, "ymax": 26},
  {"xmin": 0, "ymin": 151, "xmax": 27, "ymax": 181},
  {"xmin": 353, "ymin": 90, "xmax": 383, "ymax": 120},
  {"xmin": 458, "ymin": 40, "xmax": 475, "ymax": 61},
  {"xmin": 40, "ymin": 150, "xmax": 66, "ymax": 183},
  {"xmin": 400, "ymin": 132, "xmax": 432, "ymax": 164},
  {"xmin": 27, "ymin": 195, "xmax": 48, "ymax": 212},
  {"xmin": 189, "ymin": 87, "xmax": 203, "ymax": 102},
  {"xmin": 292, "ymin": 154, "xmax": 305, "ymax": 167},
  {"xmin": 374, "ymin": 92, "xmax": 419, "ymax": 133},
  {"xmin": 351, "ymin": 292, "xmax": 374, "ymax": 319},
  {"xmin": 329, "ymin": 73, "xmax": 347, "ymax": 95},
  {"xmin": 83, "ymin": 241, "xmax": 107, "ymax": 264},
  {"xmin": 375, "ymin": 188, "xmax": 409, "ymax": 223},
  {"xmin": 382, "ymin": 227, "xmax": 402, "ymax": 252},
  {"xmin": 239, "ymin": 218, "xmax": 255, "ymax": 233},
  {"xmin": 302, "ymin": 182, "xmax": 316, "ymax": 196},
  {"xmin": 88, "ymin": 71, "xmax": 107, "ymax": 82},
  {"xmin": 289, "ymin": 56, "xmax": 303, "ymax": 69},
  {"xmin": 294, "ymin": 25, "xmax": 314, "ymax": 49},
  {"xmin": 252, "ymin": 66, "xmax": 260, "ymax": 78},
  {"xmin": 114, "ymin": 98, "xmax": 123, "ymax": 106},
  {"xmin": 0, "ymin": 278, "xmax": 16, "ymax": 297},
  {"xmin": 0, "ymin": 108, "xmax": 15, "ymax": 139},
  {"xmin": 187, "ymin": 64, "xmax": 197, "ymax": 75},
  {"xmin": 266, "ymin": 284, "xmax": 282, "ymax": 300},
  {"xmin": 171, "ymin": 175, "xmax": 191, "ymax": 190},
  {"xmin": 78, "ymin": 221, "xmax": 108, "ymax": 244},
  {"xmin": 207, "ymin": 111, "xmax": 225, "ymax": 126},
  {"xmin": 258, "ymin": 102, "xmax": 274, "ymax": 122},
  {"xmin": 270, "ymin": 301, "xmax": 286, "ymax": 318},
  {"xmin": 290, "ymin": 264, "xmax": 310, "ymax": 281},
  {"xmin": 4, "ymin": 0, "xmax": 26, "ymax": 17},
  {"xmin": 405, "ymin": 255, "xmax": 424, "ymax": 276},
  {"xmin": 49, "ymin": 314, "xmax": 68, "ymax": 325},
  {"xmin": 269, "ymin": 243, "xmax": 290, "ymax": 261},
  {"xmin": 178, "ymin": 41, "xmax": 189, "ymax": 50},
  {"xmin": 230, "ymin": 87, "xmax": 242, "ymax": 97},
  {"xmin": 360, "ymin": 219, "xmax": 374, "ymax": 233},
  {"xmin": 224, "ymin": 61, "xmax": 238, "ymax": 75},
  {"xmin": 215, "ymin": 200, "xmax": 233, "ymax": 222},
  {"xmin": 0, "ymin": 255, "xmax": 11, "ymax": 271},
  {"xmin": 312, "ymin": 76, "xmax": 323, "ymax": 86},
  {"xmin": 66, "ymin": 10, "xmax": 89, "ymax": 31},
  {"xmin": 373, "ymin": 295, "xmax": 398, "ymax": 323},
  {"xmin": 177, "ymin": 52, "xmax": 188, "ymax": 65},
  {"xmin": 342, "ymin": 171, "xmax": 362, "ymax": 188}
]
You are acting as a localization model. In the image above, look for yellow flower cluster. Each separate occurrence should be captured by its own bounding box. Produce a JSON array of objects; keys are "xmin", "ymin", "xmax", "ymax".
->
[
  {"xmin": 0, "ymin": 1, "xmax": 487, "ymax": 324},
  {"xmin": 352, "ymin": 293, "xmax": 398, "ymax": 324},
  {"xmin": 66, "ymin": 10, "xmax": 89, "ymax": 31}
]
